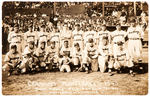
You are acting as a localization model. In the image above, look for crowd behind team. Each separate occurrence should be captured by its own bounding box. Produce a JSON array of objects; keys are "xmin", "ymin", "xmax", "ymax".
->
[{"xmin": 2, "ymin": 13, "xmax": 147, "ymax": 77}]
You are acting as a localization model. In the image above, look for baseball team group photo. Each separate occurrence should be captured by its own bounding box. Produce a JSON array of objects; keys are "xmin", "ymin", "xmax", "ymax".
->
[{"xmin": 2, "ymin": 1, "xmax": 148, "ymax": 95}]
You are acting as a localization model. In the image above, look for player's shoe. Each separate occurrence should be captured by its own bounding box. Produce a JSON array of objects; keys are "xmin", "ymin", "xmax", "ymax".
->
[
  {"xmin": 7, "ymin": 72, "xmax": 11, "ymax": 77},
  {"xmin": 85, "ymin": 70, "xmax": 89, "ymax": 74},
  {"xmin": 108, "ymin": 69, "xmax": 113, "ymax": 76},
  {"xmin": 129, "ymin": 70, "xmax": 135, "ymax": 77}
]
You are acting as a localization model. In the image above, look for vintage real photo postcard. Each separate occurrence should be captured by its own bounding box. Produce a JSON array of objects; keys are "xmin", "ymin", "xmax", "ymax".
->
[{"xmin": 2, "ymin": 1, "xmax": 148, "ymax": 95}]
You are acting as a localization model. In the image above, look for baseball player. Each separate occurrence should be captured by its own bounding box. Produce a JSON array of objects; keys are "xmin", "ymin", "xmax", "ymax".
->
[
  {"xmin": 72, "ymin": 24, "xmax": 84, "ymax": 51},
  {"xmin": 111, "ymin": 23, "xmax": 126, "ymax": 59},
  {"xmin": 60, "ymin": 40, "xmax": 71, "ymax": 58},
  {"xmin": 59, "ymin": 52, "xmax": 71, "ymax": 73},
  {"xmin": 96, "ymin": 24, "xmax": 110, "ymax": 48},
  {"xmin": 8, "ymin": 25, "xmax": 23, "ymax": 53},
  {"xmin": 60, "ymin": 23, "xmax": 72, "ymax": 48},
  {"xmin": 83, "ymin": 25, "xmax": 97, "ymax": 48},
  {"xmin": 50, "ymin": 26, "xmax": 61, "ymax": 52},
  {"xmin": 19, "ymin": 41, "xmax": 39, "ymax": 73},
  {"xmin": 126, "ymin": 19, "xmax": 144, "ymax": 63},
  {"xmin": 98, "ymin": 36, "xmax": 111, "ymax": 73},
  {"xmin": 2, "ymin": 45, "xmax": 21, "ymax": 76},
  {"xmin": 35, "ymin": 40, "xmax": 47, "ymax": 71},
  {"xmin": 72, "ymin": 43, "xmax": 82, "ymax": 71},
  {"xmin": 113, "ymin": 42, "xmax": 135, "ymax": 76},
  {"xmin": 24, "ymin": 26, "xmax": 38, "ymax": 47},
  {"xmin": 45, "ymin": 41, "xmax": 59, "ymax": 71},
  {"xmin": 38, "ymin": 25, "xmax": 49, "ymax": 48},
  {"xmin": 80, "ymin": 39, "xmax": 98, "ymax": 73}
]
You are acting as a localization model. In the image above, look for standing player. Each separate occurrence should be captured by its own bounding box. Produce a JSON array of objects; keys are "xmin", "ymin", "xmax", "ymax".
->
[
  {"xmin": 72, "ymin": 24, "xmax": 84, "ymax": 51},
  {"xmin": 83, "ymin": 24, "xmax": 97, "ymax": 48},
  {"xmin": 8, "ymin": 25, "xmax": 23, "ymax": 53},
  {"xmin": 50, "ymin": 26, "xmax": 61, "ymax": 52},
  {"xmin": 24, "ymin": 26, "xmax": 38, "ymax": 48},
  {"xmin": 60, "ymin": 23, "xmax": 72, "ymax": 49},
  {"xmin": 96, "ymin": 24, "xmax": 110, "ymax": 48},
  {"xmin": 111, "ymin": 23, "xmax": 126, "ymax": 59},
  {"xmin": 38, "ymin": 25, "xmax": 49, "ymax": 48},
  {"xmin": 126, "ymin": 19, "xmax": 143, "ymax": 63}
]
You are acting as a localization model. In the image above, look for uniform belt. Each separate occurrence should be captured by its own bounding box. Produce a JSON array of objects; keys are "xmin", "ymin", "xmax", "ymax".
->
[
  {"xmin": 74, "ymin": 39, "xmax": 82, "ymax": 41},
  {"xmin": 118, "ymin": 59, "xmax": 124, "ymax": 61},
  {"xmin": 129, "ymin": 38, "xmax": 140, "ymax": 40},
  {"xmin": 12, "ymin": 42, "xmax": 21, "ymax": 43},
  {"xmin": 114, "ymin": 42, "xmax": 124, "ymax": 44}
]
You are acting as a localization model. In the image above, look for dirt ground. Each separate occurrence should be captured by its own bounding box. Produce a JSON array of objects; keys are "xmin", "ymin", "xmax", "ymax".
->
[
  {"xmin": 2, "ymin": 48, "xmax": 148, "ymax": 95},
  {"xmin": 2, "ymin": 71, "xmax": 148, "ymax": 95}
]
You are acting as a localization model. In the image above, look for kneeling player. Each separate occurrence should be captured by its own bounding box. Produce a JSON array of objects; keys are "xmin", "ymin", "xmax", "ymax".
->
[
  {"xmin": 45, "ymin": 41, "xmax": 59, "ymax": 71},
  {"xmin": 98, "ymin": 36, "xmax": 110, "ymax": 73},
  {"xmin": 79, "ymin": 39, "xmax": 98, "ymax": 74},
  {"xmin": 114, "ymin": 42, "xmax": 134, "ymax": 76},
  {"xmin": 3, "ymin": 45, "xmax": 21, "ymax": 76},
  {"xmin": 35, "ymin": 41, "xmax": 47, "ymax": 71},
  {"xmin": 19, "ymin": 41, "xmax": 39, "ymax": 73},
  {"xmin": 59, "ymin": 53, "xmax": 71, "ymax": 73},
  {"xmin": 72, "ymin": 43, "xmax": 82, "ymax": 71}
]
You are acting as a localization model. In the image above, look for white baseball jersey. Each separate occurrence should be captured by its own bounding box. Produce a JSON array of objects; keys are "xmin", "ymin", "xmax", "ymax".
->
[
  {"xmin": 8, "ymin": 31, "xmax": 22, "ymax": 43},
  {"xmin": 127, "ymin": 26, "xmax": 144, "ymax": 39},
  {"xmin": 46, "ymin": 46, "xmax": 59, "ymax": 58},
  {"xmin": 60, "ymin": 29, "xmax": 72, "ymax": 47},
  {"xmin": 4, "ymin": 51, "xmax": 21, "ymax": 66},
  {"xmin": 84, "ymin": 45, "xmax": 98, "ymax": 59},
  {"xmin": 60, "ymin": 46, "xmax": 71, "ymax": 56},
  {"xmin": 50, "ymin": 31, "xmax": 61, "ymax": 49},
  {"xmin": 60, "ymin": 29, "xmax": 72, "ymax": 40},
  {"xmin": 35, "ymin": 47, "xmax": 46, "ymax": 62},
  {"xmin": 84, "ymin": 30, "xmax": 96, "ymax": 46},
  {"xmin": 22, "ymin": 46, "xmax": 35, "ymax": 57},
  {"xmin": 96, "ymin": 30, "xmax": 110, "ymax": 45},
  {"xmin": 98, "ymin": 44, "xmax": 110, "ymax": 56},
  {"xmin": 38, "ymin": 31, "xmax": 49, "ymax": 43},
  {"xmin": 72, "ymin": 30, "xmax": 83, "ymax": 43},
  {"xmin": 111, "ymin": 30, "xmax": 126, "ymax": 43},
  {"xmin": 24, "ymin": 31, "xmax": 37, "ymax": 43}
]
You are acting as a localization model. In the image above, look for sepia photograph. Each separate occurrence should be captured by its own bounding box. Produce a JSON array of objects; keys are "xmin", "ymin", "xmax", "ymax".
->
[{"xmin": 2, "ymin": 1, "xmax": 148, "ymax": 95}]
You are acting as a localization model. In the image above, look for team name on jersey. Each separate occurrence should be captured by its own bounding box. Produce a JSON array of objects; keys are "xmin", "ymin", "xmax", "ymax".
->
[
  {"xmin": 51, "ymin": 34, "xmax": 59, "ymax": 38},
  {"xmin": 99, "ymin": 33, "xmax": 108, "ymax": 36},
  {"xmin": 86, "ymin": 33, "xmax": 95, "ymax": 37},
  {"xmin": 117, "ymin": 53, "xmax": 126, "ymax": 57},
  {"xmin": 117, "ymin": 53, "xmax": 126, "ymax": 61},
  {"xmin": 12, "ymin": 35, "xmax": 21, "ymax": 38},
  {"xmin": 113, "ymin": 34, "xmax": 124, "ymax": 38},
  {"xmin": 40, "ymin": 34, "xmax": 47, "ymax": 37},
  {"xmin": 129, "ymin": 31, "xmax": 139, "ymax": 34},
  {"xmin": 27, "ymin": 35, "xmax": 35, "ymax": 38},
  {"xmin": 73, "ymin": 34, "xmax": 82, "ymax": 37}
]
